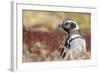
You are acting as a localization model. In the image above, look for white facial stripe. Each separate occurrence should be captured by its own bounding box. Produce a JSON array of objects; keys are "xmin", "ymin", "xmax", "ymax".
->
[
  {"xmin": 63, "ymin": 20, "xmax": 76, "ymax": 24},
  {"xmin": 67, "ymin": 20, "xmax": 80, "ymax": 30}
]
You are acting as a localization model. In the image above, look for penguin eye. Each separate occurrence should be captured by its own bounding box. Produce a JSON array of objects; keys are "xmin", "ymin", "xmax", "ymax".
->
[
  {"xmin": 68, "ymin": 22, "xmax": 71, "ymax": 25},
  {"xmin": 65, "ymin": 22, "xmax": 71, "ymax": 25},
  {"xmin": 65, "ymin": 22, "xmax": 71, "ymax": 28},
  {"xmin": 66, "ymin": 22, "xmax": 72, "ymax": 27}
]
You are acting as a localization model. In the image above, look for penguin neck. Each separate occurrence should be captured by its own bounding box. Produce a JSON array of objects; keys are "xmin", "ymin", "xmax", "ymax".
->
[{"xmin": 67, "ymin": 29, "xmax": 81, "ymax": 38}]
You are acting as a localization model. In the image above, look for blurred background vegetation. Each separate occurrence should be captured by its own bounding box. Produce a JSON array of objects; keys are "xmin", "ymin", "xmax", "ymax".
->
[{"xmin": 23, "ymin": 10, "xmax": 91, "ymax": 32}]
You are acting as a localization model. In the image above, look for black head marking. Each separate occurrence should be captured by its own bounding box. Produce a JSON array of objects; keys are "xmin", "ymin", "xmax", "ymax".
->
[
  {"xmin": 61, "ymin": 21, "xmax": 76, "ymax": 32},
  {"xmin": 70, "ymin": 22, "xmax": 76, "ymax": 29}
]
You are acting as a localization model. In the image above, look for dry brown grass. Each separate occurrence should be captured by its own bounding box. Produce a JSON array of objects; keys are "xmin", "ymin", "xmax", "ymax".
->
[{"xmin": 23, "ymin": 42, "xmax": 90, "ymax": 62}]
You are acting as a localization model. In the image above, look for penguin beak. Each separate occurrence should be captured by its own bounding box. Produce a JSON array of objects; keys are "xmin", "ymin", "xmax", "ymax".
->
[
  {"xmin": 58, "ymin": 24, "xmax": 61, "ymax": 28},
  {"xmin": 58, "ymin": 23, "xmax": 63, "ymax": 28}
]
